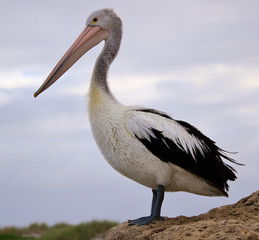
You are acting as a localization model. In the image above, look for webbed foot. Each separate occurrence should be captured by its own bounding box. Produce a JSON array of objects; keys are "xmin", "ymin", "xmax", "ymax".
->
[{"xmin": 128, "ymin": 216, "xmax": 164, "ymax": 226}]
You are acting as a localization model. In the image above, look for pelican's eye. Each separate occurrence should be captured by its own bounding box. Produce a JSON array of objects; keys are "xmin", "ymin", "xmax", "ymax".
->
[{"xmin": 91, "ymin": 17, "xmax": 99, "ymax": 24}]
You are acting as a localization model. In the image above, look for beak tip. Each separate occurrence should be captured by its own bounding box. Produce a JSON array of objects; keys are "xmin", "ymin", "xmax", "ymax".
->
[{"xmin": 33, "ymin": 92, "xmax": 38, "ymax": 98}]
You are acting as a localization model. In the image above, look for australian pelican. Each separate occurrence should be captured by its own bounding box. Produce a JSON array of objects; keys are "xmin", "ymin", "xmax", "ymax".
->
[{"xmin": 34, "ymin": 9, "xmax": 241, "ymax": 225}]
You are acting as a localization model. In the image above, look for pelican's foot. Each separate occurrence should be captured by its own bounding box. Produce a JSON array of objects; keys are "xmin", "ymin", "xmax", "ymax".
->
[{"xmin": 128, "ymin": 216, "xmax": 165, "ymax": 226}]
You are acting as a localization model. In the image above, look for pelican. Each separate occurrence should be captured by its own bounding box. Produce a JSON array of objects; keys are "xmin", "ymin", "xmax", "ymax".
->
[{"xmin": 34, "ymin": 9, "xmax": 241, "ymax": 225}]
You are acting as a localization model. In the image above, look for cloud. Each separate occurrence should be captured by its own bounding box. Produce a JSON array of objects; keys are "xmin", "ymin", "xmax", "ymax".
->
[{"xmin": 0, "ymin": 70, "xmax": 40, "ymax": 90}]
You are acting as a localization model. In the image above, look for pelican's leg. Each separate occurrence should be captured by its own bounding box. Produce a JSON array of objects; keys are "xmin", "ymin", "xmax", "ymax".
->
[
  {"xmin": 128, "ymin": 189, "xmax": 157, "ymax": 223},
  {"xmin": 150, "ymin": 188, "xmax": 157, "ymax": 215},
  {"xmin": 128, "ymin": 185, "xmax": 165, "ymax": 226}
]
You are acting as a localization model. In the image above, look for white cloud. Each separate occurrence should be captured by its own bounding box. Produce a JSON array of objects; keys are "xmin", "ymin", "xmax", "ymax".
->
[
  {"xmin": 0, "ymin": 70, "xmax": 41, "ymax": 90},
  {"xmin": 110, "ymin": 74, "xmax": 161, "ymax": 104},
  {"xmin": 0, "ymin": 92, "xmax": 11, "ymax": 105},
  {"xmin": 0, "ymin": 69, "xmax": 43, "ymax": 104},
  {"xmin": 42, "ymin": 114, "xmax": 90, "ymax": 132},
  {"xmin": 238, "ymin": 74, "xmax": 259, "ymax": 90}
]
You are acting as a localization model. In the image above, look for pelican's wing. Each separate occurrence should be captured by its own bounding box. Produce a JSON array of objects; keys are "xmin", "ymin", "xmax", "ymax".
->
[{"xmin": 126, "ymin": 108, "xmax": 237, "ymax": 193}]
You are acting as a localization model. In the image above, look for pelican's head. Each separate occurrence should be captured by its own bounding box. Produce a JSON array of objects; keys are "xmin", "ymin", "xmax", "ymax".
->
[
  {"xmin": 86, "ymin": 9, "xmax": 120, "ymax": 32},
  {"xmin": 34, "ymin": 8, "xmax": 121, "ymax": 98}
]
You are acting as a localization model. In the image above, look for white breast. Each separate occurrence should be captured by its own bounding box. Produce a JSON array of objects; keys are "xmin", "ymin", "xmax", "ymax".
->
[{"xmin": 87, "ymin": 87, "xmax": 171, "ymax": 188}]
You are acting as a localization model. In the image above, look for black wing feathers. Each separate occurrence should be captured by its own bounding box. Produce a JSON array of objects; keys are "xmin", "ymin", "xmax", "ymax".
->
[{"xmin": 135, "ymin": 109, "xmax": 240, "ymax": 194}]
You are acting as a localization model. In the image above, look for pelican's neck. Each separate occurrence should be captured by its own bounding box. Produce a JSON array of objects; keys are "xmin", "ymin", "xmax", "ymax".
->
[
  {"xmin": 90, "ymin": 46, "xmax": 111, "ymax": 94},
  {"xmin": 90, "ymin": 24, "xmax": 122, "ymax": 95},
  {"xmin": 89, "ymin": 15, "xmax": 122, "ymax": 101},
  {"xmin": 88, "ymin": 36, "xmax": 122, "ymax": 117}
]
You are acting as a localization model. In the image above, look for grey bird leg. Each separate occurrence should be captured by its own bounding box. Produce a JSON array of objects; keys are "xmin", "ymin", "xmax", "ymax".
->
[
  {"xmin": 150, "ymin": 189, "xmax": 157, "ymax": 215},
  {"xmin": 128, "ymin": 189, "xmax": 157, "ymax": 224},
  {"xmin": 128, "ymin": 185, "xmax": 165, "ymax": 226}
]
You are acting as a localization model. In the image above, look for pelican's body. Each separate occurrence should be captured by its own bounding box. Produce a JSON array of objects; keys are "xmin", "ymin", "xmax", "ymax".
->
[
  {"xmin": 88, "ymin": 90, "xmax": 227, "ymax": 196},
  {"xmin": 34, "ymin": 9, "xmax": 241, "ymax": 225}
]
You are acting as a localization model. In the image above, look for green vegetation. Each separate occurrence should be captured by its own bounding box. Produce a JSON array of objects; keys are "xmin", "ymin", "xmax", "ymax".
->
[
  {"xmin": 0, "ymin": 222, "xmax": 48, "ymax": 239},
  {"xmin": 38, "ymin": 221, "xmax": 117, "ymax": 240},
  {"xmin": 0, "ymin": 234, "xmax": 34, "ymax": 240},
  {"xmin": 0, "ymin": 221, "xmax": 118, "ymax": 240}
]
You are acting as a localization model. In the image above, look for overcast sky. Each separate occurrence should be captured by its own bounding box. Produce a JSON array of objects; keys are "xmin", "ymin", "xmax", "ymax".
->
[{"xmin": 1, "ymin": 0, "xmax": 259, "ymax": 227}]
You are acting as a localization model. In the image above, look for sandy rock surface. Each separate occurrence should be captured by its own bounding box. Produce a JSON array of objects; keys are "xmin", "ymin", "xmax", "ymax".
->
[{"xmin": 105, "ymin": 190, "xmax": 259, "ymax": 240}]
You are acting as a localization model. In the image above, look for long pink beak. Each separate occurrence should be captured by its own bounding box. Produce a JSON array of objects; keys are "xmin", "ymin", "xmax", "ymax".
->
[{"xmin": 34, "ymin": 25, "xmax": 109, "ymax": 98}]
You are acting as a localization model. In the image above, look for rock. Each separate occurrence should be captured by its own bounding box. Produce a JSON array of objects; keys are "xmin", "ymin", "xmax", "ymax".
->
[{"xmin": 105, "ymin": 190, "xmax": 259, "ymax": 240}]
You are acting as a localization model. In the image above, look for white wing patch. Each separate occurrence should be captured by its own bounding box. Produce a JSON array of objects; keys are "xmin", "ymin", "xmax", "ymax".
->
[
  {"xmin": 126, "ymin": 111, "xmax": 208, "ymax": 160},
  {"xmin": 127, "ymin": 114, "xmax": 156, "ymax": 141}
]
